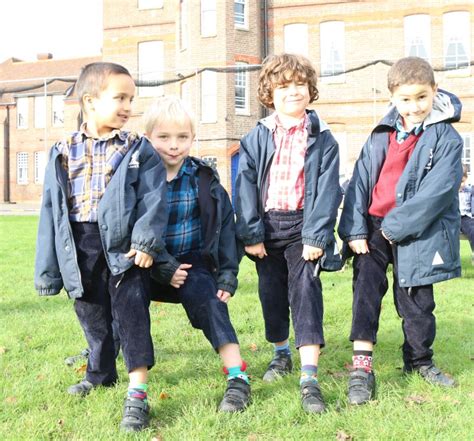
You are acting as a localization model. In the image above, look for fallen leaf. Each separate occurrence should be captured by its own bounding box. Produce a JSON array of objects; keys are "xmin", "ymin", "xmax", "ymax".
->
[
  {"xmin": 249, "ymin": 343, "xmax": 258, "ymax": 352},
  {"xmin": 151, "ymin": 436, "xmax": 163, "ymax": 441},
  {"xmin": 36, "ymin": 374, "xmax": 46, "ymax": 380},
  {"xmin": 159, "ymin": 391, "xmax": 170, "ymax": 400},
  {"xmin": 5, "ymin": 396, "xmax": 17, "ymax": 404},
  {"xmin": 57, "ymin": 419, "xmax": 64, "ymax": 426},
  {"xmin": 247, "ymin": 435, "xmax": 259, "ymax": 441},
  {"xmin": 405, "ymin": 394, "xmax": 428, "ymax": 405},
  {"xmin": 0, "ymin": 347, "xmax": 7, "ymax": 354},
  {"xmin": 336, "ymin": 430, "xmax": 353, "ymax": 440},
  {"xmin": 75, "ymin": 364, "xmax": 87, "ymax": 374}
]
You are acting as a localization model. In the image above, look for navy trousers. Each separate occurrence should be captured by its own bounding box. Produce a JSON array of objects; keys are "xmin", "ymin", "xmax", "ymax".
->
[
  {"xmin": 255, "ymin": 210, "xmax": 324, "ymax": 349},
  {"xmin": 150, "ymin": 253, "xmax": 239, "ymax": 351},
  {"xmin": 350, "ymin": 216, "xmax": 436, "ymax": 369},
  {"xmin": 72, "ymin": 222, "xmax": 154, "ymax": 385}
]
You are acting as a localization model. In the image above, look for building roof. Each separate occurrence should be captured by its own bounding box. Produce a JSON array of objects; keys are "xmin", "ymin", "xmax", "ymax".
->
[{"xmin": 0, "ymin": 54, "xmax": 101, "ymax": 103}]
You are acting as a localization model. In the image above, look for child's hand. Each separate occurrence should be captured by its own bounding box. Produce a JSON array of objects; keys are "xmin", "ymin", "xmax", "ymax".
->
[
  {"xmin": 348, "ymin": 239, "xmax": 369, "ymax": 254},
  {"xmin": 245, "ymin": 243, "xmax": 267, "ymax": 259},
  {"xmin": 125, "ymin": 249, "xmax": 154, "ymax": 268},
  {"xmin": 170, "ymin": 263, "xmax": 192, "ymax": 288},
  {"xmin": 217, "ymin": 289, "xmax": 231, "ymax": 303},
  {"xmin": 302, "ymin": 245, "xmax": 323, "ymax": 261}
]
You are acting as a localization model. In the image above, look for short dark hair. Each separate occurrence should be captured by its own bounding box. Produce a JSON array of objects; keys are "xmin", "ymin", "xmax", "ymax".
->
[
  {"xmin": 387, "ymin": 57, "xmax": 436, "ymax": 93},
  {"xmin": 75, "ymin": 62, "xmax": 133, "ymax": 109},
  {"xmin": 258, "ymin": 53, "xmax": 319, "ymax": 109}
]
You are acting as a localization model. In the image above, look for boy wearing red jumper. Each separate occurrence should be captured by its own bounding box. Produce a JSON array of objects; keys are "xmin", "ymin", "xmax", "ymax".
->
[{"xmin": 338, "ymin": 57, "xmax": 463, "ymax": 405}]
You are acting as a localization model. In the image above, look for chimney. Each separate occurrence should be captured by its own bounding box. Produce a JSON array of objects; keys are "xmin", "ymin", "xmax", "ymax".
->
[{"xmin": 37, "ymin": 53, "xmax": 53, "ymax": 61}]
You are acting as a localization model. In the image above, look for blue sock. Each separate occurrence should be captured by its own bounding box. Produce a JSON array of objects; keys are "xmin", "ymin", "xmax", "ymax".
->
[
  {"xmin": 226, "ymin": 365, "xmax": 249, "ymax": 384},
  {"xmin": 127, "ymin": 383, "xmax": 148, "ymax": 404},
  {"xmin": 300, "ymin": 365, "xmax": 318, "ymax": 385},
  {"xmin": 274, "ymin": 342, "xmax": 291, "ymax": 357}
]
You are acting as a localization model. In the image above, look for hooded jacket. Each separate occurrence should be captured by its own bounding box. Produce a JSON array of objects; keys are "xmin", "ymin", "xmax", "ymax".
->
[
  {"xmin": 338, "ymin": 89, "xmax": 463, "ymax": 287},
  {"xmin": 235, "ymin": 109, "xmax": 343, "ymax": 271},
  {"xmin": 34, "ymin": 135, "xmax": 171, "ymax": 299}
]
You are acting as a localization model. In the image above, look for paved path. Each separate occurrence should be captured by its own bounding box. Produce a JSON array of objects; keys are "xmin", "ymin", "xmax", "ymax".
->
[{"xmin": 0, "ymin": 202, "xmax": 40, "ymax": 215}]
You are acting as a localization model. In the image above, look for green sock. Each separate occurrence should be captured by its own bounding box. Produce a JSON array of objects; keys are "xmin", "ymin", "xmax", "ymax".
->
[
  {"xmin": 227, "ymin": 366, "xmax": 249, "ymax": 384},
  {"xmin": 127, "ymin": 383, "xmax": 148, "ymax": 404}
]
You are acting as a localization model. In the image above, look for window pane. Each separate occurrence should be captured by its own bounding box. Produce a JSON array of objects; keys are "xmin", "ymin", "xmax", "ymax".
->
[
  {"xmin": 284, "ymin": 23, "xmax": 308, "ymax": 56},
  {"xmin": 201, "ymin": 0, "xmax": 216, "ymax": 37},
  {"xmin": 35, "ymin": 151, "xmax": 46, "ymax": 184},
  {"xmin": 52, "ymin": 95, "xmax": 64, "ymax": 127},
  {"xmin": 17, "ymin": 97, "xmax": 28, "ymax": 129},
  {"xmin": 443, "ymin": 11, "xmax": 470, "ymax": 70},
  {"xmin": 404, "ymin": 14, "xmax": 431, "ymax": 61},
  {"xmin": 320, "ymin": 21, "xmax": 345, "ymax": 81},
  {"xmin": 138, "ymin": 41, "xmax": 164, "ymax": 97},
  {"xmin": 201, "ymin": 70, "xmax": 217, "ymax": 122},
  {"xmin": 234, "ymin": 0, "xmax": 245, "ymax": 27},
  {"xmin": 235, "ymin": 62, "xmax": 248, "ymax": 112},
  {"xmin": 17, "ymin": 152, "xmax": 28, "ymax": 184}
]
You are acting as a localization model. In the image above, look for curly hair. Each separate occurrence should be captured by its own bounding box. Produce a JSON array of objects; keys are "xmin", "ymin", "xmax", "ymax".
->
[{"xmin": 257, "ymin": 53, "xmax": 319, "ymax": 109}]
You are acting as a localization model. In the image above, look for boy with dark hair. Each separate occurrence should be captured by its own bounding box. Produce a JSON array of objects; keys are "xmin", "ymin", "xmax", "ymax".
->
[
  {"xmin": 235, "ymin": 53, "xmax": 342, "ymax": 413},
  {"xmin": 35, "ymin": 62, "xmax": 170, "ymax": 431},
  {"xmin": 339, "ymin": 56, "xmax": 463, "ymax": 405},
  {"xmin": 145, "ymin": 96, "xmax": 251, "ymax": 412},
  {"xmin": 459, "ymin": 164, "xmax": 474, "ymax": 264}
]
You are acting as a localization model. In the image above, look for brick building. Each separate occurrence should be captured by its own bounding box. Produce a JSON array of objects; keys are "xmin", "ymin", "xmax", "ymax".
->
[{"xmin": 0, "ymin": 0, "xmax": 472, "ymax": 203}]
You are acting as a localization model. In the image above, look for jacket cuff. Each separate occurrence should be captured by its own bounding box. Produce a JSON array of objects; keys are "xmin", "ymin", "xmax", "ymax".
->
[
  {"xmin": 344, "ymin": 234, "xmax": 368, "ymax": 242},
  {"xmin": 36, "ymin": 287, "xmax": 60, "ymax": 296},
  {"xmin": 151, "ymin": 258, "xmax": 181, "ymax": 285},
  {"xmin": 131, "ymin": 241, "xmax": 158, "ymax": 260},
  {"xmin": 301, "ymin": 237, "xmax": 327, "ymax": 249}
]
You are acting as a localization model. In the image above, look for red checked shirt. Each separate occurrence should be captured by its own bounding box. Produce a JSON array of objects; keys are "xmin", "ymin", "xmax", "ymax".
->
[{"xmin": 265, "ymin": 113, "xmax": 308, "ymax": 211}]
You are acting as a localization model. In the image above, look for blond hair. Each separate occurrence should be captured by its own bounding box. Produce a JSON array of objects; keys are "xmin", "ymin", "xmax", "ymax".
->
[{"xmin": 143, "ymin": 96, "xmax": 195, "ymax": 135}]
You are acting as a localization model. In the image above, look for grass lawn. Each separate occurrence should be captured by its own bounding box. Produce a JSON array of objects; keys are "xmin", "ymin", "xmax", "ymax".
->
[{"xmin": 0, "ymin": 216, "xmax": 473, "ymax": 440}]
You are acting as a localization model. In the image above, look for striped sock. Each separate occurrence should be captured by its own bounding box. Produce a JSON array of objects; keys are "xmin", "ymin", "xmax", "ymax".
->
[
  {"xmin": 127, "ymin": 383, "xmax": 148, "ymax": 404},
  {"xmin": 300, "ymin": 364, "xmax": 318, "ymax": 385}
]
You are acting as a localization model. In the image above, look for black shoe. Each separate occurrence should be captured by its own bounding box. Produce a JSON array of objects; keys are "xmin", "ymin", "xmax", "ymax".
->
[
  {"xmin": 64, "ymin": 348, "xmax": 90, "ymax": 366},
  {"xmin": 348, "ymin": 369, "xmax": 376, "ymax": 405},
  {"xmin": 120, "ymin": 397, "xmax": 150, "ymax": 432},
  {"xmin": 218, "ymin": 377, "xmax": 251, "ymax": 412},
  {"xmin": 262, "ymin": 352, "xmax": 293, "ymax": 382},
  {"xmin": 67, "ymin": 379, "xmax": 95, "ymax": 396},
  {"xmin": 300, "ymin": 381, "xmax": 326, "ymax": 414},
  {"xmin": 405, "ymin": 364, "xmax": 456, "ymax": 388}
]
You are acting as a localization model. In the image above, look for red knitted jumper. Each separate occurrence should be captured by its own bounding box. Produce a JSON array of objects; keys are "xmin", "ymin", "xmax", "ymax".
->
[{"xmin": 368, "ymin": 130, "xmax": 422, "ymax": 218}]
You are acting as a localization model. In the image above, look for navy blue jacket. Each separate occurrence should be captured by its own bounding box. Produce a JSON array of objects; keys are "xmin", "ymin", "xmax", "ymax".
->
[
  {"xmin": 235, "ymin": 110, "xmax": 343, "ymax": 270},
  {"xmin": 34, "ymin": 135, "xmax": 171, "ymax": 299},
  {"xmin": 151, "ymin": 157, "xmax": 239, "ymax": 295},
  {"xmin": 338, "ymin": 90, "xmax": 463, "ymax": 287}
]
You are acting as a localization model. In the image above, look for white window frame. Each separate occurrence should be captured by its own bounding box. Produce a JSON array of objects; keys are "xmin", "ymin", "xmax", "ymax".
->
[
  {"xmin": 179, "ymin": 0, "xmax": 188, "ymax": 51},
  {"xmin": 320, "ymin": 21, "xmax": 345, "ymax": 84},
  {"xmin": 52, "ymin": 95, "xmax": 64, "ymax": 127},
  {"xmin": 202, "ymin": 156, "xmax": 217, "ymax": 169},
  {"xmin": 201, "ymin": 0, "xmax": 216, "ymax": 37},
  {"xmin": 235, "ymin": 62, "xmax": 249, "ymax": 114},
  {"xmin": 201, "ymin": 70, "xmax": 217, "ymax": 123},
  {"xmin": 17, "ymin": 97, "xmax": 28, "ymax": 129},
  {"xmin": 404, "ymin": 14, "xmax": 431, "ymax": 61},
  {"xmin": 17, "ymin": 152, "xmax": 28, "ymax": 184},
  {"xmin": 138, "ymin": 41, "xmax": 164, "ymax": 97},
  {"xmin": 138, "ymin": 0, "xmax": 163, "ymax": 10},
  {"xmin": 234, "ymin": 0, "xmax": 247, "ymax": 29},
  {"xmin": 34, "ymin": 151, "xmax": 46, "ymax": 184},
  {"xmin": 34, "ymin": 96, "xmax": 46, "ymax": 129},
  {"xmin": 461, "ymin": 133, "xmax": 472, "ymax": 178},
  {"xmin": 284, "ymin": 23, "xmax": 308, "ymax": 56},
  {"xmin": 443, "ymin": 11, "xmax": 471, "ymax": 73}
]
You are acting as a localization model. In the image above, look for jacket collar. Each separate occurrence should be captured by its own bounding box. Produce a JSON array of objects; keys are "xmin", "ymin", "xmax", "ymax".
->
[{"xmin": 259, "ymin": 109, "xmax": 329, "ymax": 135}]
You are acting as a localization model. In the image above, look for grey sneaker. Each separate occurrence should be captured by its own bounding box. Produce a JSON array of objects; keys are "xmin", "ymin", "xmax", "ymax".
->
[
  {"xmin": 411, "ymin": 364, "xmax": 456, "ymax": 388},
  {"xmin": 348, "ymin": 369, "xmax": 376, "ymax": 405},
  {"xmin": 218, "ymin": 377, "xmax": 251, "ymax": 412},
  {"xmin": 300, "ymin": 381, "xmax": 326, "ymax": 414},
  {"xmin": 262, "ymin": 352, "xmax": 293, "ymax": 382},
  {"xmin": 120, "ymin": 397, "xmax": 150, "ymax": 432},
  {"xmin": 67, "ymin": 379, "xmax": 95, "ymax": 396}
]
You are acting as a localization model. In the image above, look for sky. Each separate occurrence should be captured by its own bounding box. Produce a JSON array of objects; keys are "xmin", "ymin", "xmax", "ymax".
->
[{"xmin": 0, "ymin": 0, "xmax": 103, "ymax": 63}]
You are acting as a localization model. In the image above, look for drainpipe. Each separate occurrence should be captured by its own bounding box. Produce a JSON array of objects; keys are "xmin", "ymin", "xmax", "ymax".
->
[
  {"xmin": 261, "ymin": 0, "xmax": 269, "ymax": 118},
  {"xmin": 3, "ymin": 105, "xmax": 10, "ymax": 202}
]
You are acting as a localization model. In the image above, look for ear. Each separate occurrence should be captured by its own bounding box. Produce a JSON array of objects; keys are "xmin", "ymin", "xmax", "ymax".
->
[
  {"xmin": 82, "ymin": 93, "xmax": 95, "ymax": 112},
  {"xmin": 433, "ymin": 83, "xmax": 438, "ymax": 93}
]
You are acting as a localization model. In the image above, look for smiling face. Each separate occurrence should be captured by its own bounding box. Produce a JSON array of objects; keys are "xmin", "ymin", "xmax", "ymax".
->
[
  {"xmin": 390, "ymin": 82, "xmax": 437, "ymax": 131},
  {"xmin": 84, "ymin": 73, "xmax": 135, "ymax": 138},
  {"xmin": 272, "ymin": 80, "xmax": 310, "ymax": 124},
  {"xmin": 147, "ymin": 118, "xmax": 194, "ymax": 178}
]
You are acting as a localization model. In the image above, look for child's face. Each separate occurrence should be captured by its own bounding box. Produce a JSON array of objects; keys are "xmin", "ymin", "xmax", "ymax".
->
[
  {"xmin": 272, "ymin": 81, "xmax": 310, "ymax": 120},
  {"xmin": 390, "ymin": 83, "xmax": 437, "ymax": 131},
  {"xmin": 147, "ymin": 119, "xmax": 194, "ymax": 174},
  {"xmin": 85, "ymin": 74, "xmax": 135, "ymax": 137}
]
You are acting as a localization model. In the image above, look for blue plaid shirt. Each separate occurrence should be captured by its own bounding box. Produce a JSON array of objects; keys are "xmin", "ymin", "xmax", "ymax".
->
[
  {"xmin": 57, "ymin": 124, "xmax": 137, "ymax": 222},
  {"xmin": 165, "ymin": 158, "xmax": 202, "ymax": 257},
  {"xmin": 395, "ymin": 117, "xmax": 423, "ymax": 143}
]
